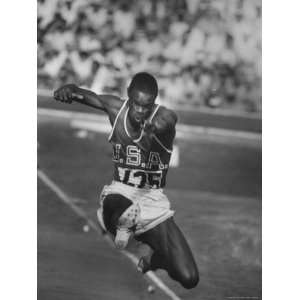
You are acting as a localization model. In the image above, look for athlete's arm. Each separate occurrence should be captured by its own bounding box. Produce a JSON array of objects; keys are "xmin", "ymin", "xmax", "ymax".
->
[{"xmin": 53, "ymin": 84, "xmax": 123, "ymax": 122}]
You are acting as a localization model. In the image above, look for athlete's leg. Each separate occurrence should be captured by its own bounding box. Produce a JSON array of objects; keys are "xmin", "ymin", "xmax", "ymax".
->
[
  {"xmin": 136, "ymin": 217, "xmax": 199, "ymax": 289},
  {"xmin": 101, "ymin": 194, "xmax": 133, "ymax": 235}
]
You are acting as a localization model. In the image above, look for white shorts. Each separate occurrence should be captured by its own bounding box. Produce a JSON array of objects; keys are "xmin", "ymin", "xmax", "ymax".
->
[{"xmin": 98, "ymin": 181, "xmax": 175, "ymax": 235}]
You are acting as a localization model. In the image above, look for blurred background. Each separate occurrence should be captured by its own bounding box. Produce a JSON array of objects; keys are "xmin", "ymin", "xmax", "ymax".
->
[{"xmin": 37, "ymin": 0, "xmax": 261, "ymax": 112}]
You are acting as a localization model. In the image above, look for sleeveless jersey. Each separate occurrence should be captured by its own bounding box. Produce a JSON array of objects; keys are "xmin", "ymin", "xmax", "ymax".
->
[{"xmin": 108, "ymin": 100, "xmax": 173, "ymax": 189}]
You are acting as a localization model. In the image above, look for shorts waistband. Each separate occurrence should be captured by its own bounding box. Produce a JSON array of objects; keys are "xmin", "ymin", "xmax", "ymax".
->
[{"xmin": 111, "ymin": 180, "xmax": 164, "ymax": 192}]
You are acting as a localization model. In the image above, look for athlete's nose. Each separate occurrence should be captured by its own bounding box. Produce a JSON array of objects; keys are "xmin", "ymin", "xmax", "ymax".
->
[{"xmin": 135, "ymin": 106, "xmax": 145, "ymax": 114}]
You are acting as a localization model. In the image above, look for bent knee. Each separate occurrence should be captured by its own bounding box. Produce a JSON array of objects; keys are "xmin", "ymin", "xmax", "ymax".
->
[
  {"xmin": 172, "ymin": 267, "xmax": 199, "ymax": 289},
  {"xmin": 182, "ymin": 272, "xmax": 199, "ymax": 289}
]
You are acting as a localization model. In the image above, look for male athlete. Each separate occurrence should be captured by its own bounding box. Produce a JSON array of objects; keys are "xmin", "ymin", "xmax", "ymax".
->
[{"xmin": 53, "ymin": 72, "xmax": 199, "ymax": 289}]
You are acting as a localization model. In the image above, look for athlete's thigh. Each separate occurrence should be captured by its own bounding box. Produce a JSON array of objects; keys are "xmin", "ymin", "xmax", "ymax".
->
[
  {"xmin": 102, "ymin": 194, "xmax": 132, "ymax": 235},
  {"xmin": 137, "ymin": 217, "xmax": 198, "ymax": 271}
]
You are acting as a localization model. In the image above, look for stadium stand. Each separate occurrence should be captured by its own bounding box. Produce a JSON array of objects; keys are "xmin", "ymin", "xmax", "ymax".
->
[{"xmin": 37, "ymin": 0, "xmax": 261, "ymax": 113}]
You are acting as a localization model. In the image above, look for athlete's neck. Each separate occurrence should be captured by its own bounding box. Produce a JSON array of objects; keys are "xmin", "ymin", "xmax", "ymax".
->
[{"xmin": 126, "ymin": 113, "xmax": 143, "ymax": 139}]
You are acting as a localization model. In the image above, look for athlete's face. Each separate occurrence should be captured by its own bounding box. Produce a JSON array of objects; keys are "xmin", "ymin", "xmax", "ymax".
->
[{"xmin": 128, "ymin": 88, "xmax": 155, "ymax": 128}]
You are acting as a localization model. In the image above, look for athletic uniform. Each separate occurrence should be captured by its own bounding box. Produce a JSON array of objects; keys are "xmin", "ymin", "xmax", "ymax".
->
[{"xmin": 98, "ymin": 100, "xmax": 175, "ymax": 235}]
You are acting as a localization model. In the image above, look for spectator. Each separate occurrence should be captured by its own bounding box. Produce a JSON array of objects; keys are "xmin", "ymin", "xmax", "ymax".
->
[
  {"xmin": 42, "ymin": 49, "xmax": 68, "ymax": 78},
  {"xmin": 113, "ymin": 3, "xmax": 136, "ymax": 39},
  {"xmin": 69, "ymin": 50, "xmax": 93, "ymax": 83},
  {"xmin": 58, "ymin": 0, "xmax": 83, "ymax": 26},
  {"xmin": 37, "ymin": 0, "xmax": 261, "ymax": 113},
  {"xmin": 38, "ymin": 0, "xmax": 59, "ymax": 29}
]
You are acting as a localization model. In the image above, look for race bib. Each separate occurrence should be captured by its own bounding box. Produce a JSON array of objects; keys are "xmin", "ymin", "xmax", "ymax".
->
[{"xmin": 117, "ymin": 167, "xmax": 163, "ymax": 189}]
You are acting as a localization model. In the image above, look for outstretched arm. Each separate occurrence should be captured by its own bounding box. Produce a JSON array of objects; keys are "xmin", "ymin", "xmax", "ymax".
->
[{"xmin": 53, "ymin": 84, "xmax": 122, "ymax": 115}]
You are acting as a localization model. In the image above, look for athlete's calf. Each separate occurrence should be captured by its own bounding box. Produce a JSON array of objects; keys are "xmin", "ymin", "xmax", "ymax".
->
[{"xmin": 136, "ymin": 217, "xmax": 199, "ymax": 289}]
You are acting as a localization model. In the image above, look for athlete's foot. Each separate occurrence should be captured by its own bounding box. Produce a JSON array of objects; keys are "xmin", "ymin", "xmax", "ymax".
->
[
  {"xmin": 115, "ymin": 203, "xmax": 140, "ymax": 250},
  {"xmin": 115, "ymin": 227, "xmax": 133, "ymax": 250},
  {"xmin": 137, "ymin": 255, "xmax": 151, "ymax": 274}
]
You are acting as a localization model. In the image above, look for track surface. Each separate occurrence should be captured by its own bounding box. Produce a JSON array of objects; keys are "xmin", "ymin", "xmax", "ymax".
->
[{"xmin": 37, "ymin": 111, "xmax": 261, "ymax": 300}]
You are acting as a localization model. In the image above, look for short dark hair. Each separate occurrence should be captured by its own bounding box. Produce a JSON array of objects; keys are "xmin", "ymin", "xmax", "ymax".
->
[{"xmin": 128, "ymin": 72, "xmax": 158, "ymax": 99}]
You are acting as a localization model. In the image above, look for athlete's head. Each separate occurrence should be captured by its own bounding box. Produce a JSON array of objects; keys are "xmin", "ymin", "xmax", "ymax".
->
[{"xmin": 127, "ymin": 72, "xmax": 158, "ymax": 128}]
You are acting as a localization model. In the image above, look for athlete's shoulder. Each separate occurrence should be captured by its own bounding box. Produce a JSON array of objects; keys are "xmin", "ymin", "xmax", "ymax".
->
[
  {"xmin": 99, "ymin": 94, "xmax": 125, "ymax": 116},
  {"xmin": 97, "ymin": 94, "xmax": 123, "ymax": 112},
  {"xmin": 98, "ymin": 94, "xmax": 126, "ymax": 125}
]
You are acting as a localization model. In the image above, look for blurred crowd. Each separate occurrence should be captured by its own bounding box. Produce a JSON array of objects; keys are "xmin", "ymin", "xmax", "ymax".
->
[{"xmin": 38, "ymin": 0, "xmax": 261, "ymax": 112}]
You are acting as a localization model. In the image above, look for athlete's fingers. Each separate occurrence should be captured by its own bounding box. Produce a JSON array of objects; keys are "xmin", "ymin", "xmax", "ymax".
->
[
  {"xmin": 143, "ymin": 120, "xmax": 155, "ymax": 133},
  {"xmin": 71, "ymin": 92, "xmax": 84, "ymax": 100},
  {"xmin": 65, "ymin": 87, "xmax": 71, "ymax": 99},
  {"xmin": 62, "ymin": 89, "xmax": 68, "ymax": 102},
  {"xmin": 53, "ymin": 89, "xmax": 61, "ymax": 101},
  {"xmin": 65, "ymin": 88, "xmax": 73, "ymax": 103}
]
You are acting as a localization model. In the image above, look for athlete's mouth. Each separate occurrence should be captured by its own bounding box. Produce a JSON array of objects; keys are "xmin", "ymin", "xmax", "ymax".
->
[{"xmin": 135, "ymin": 116, "xmax": 144, "ymax": 123}]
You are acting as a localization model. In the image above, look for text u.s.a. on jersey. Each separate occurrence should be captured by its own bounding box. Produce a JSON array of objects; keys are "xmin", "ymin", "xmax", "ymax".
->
[{"xmin": 112, "ymin": 143, "xmax": 169, "ymax": 189}]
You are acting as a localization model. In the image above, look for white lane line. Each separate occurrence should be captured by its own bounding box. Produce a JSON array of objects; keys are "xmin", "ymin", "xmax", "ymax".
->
[
  {"xmin": 166, "ymin": 188, "xmax": 259, "ymax": 203},
  {"xmin": 37, "ymin": 169, "xmax": 181, "ymax": 300},
  {"xmin": 38, "ymin": 107, "xmax": 108, "ymax": 123},
  {"xmin": 38, "ymin": 108, "xmax": 261, "ymax": 142}
]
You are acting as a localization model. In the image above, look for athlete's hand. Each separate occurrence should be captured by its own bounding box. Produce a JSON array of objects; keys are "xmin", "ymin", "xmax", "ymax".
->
[
  {"xmin": 53, "ymin": 84, "xmax": 84, "ymax": 104},
  {"xmin": 152, "ymin": 109, "xmax": 177, "ymax": 134},
  {"xmin": 143, "ymin": 120, "xmax": 156, "ymax": 135}
]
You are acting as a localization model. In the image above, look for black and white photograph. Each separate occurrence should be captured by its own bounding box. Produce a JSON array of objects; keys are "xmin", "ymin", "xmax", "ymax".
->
[{"xmin": 37, "ymin": 0, "xmax": 262, "ymax": 299}]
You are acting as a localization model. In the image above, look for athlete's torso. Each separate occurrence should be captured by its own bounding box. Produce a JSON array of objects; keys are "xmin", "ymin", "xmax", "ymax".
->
[{"xmin": 108, "ymin": 100, "xmax": 173, "ymax": 189}]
